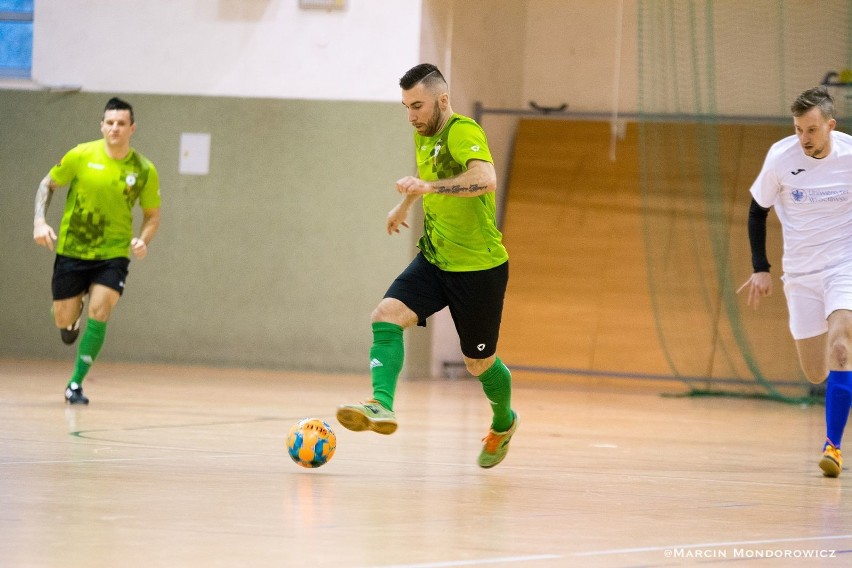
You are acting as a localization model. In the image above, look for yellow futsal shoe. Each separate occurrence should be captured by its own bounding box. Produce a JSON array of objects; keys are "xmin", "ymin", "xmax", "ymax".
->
[
  {"xmin": 820, "ymin": 444, "xmax": 843, "ymax": 478},
  {"xmin": 336, "ymin": 399, "xmax": 398, "ymax": 435},
  {"xmin": 478, "ymin": 412, "xmax": 519, "ymax": 468}
]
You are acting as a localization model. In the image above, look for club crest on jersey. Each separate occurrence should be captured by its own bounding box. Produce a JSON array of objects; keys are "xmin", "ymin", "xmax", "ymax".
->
[
  {"xmin": 125, "ymin": 173, "xmax": 137, "ymax": 187},
  {"xmin": 431, "ymin": 142, "xmax": 442, "ymax": 167}
]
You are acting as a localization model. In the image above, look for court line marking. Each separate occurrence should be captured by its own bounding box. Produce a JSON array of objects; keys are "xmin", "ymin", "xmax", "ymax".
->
[
  {"xmin": 509, "ymin": 364, "xmax": 804, "ymax": 387},
  {"xmin": 0, "ymin": 416, "xmax": 296, "ymax": 465},
  {"xmin": 573, "ymin": 533, "xmax": 852, "ymax": 556},
  {"xmin": 371, "ymin": 554, "xmax": 562, "ymax": 568},
  {"xmin": 0, "ymin": 454, "xmax": 249, "ymax": 466},
  {"xmin": 69, "ymin": 415, "xmax": 284, "ymax": 437}
]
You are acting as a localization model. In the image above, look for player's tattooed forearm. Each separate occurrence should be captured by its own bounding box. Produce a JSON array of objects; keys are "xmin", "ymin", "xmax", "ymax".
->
[
  {"xmin": 34, "ymin": 176, "xmax": 53, "ymax": 220},
  {"xmin": 434, "ymin": 183, "xmax": 487, "ymax": 195}
]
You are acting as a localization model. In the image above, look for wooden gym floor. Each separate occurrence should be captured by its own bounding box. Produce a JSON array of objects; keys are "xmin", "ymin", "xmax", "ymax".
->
[{"xmin": 1, "ymin": 359, "xmax": 850, "ymax": 567}]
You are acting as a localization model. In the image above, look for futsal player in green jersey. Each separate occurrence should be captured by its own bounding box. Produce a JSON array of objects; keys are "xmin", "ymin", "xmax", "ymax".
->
[
  {"xmin": 33, "ymin": 97, "xmax": 161, "ymax": 405},
  {"xmin": 337, "ymin": 64, "xmax": 517, "ymax": 468}
]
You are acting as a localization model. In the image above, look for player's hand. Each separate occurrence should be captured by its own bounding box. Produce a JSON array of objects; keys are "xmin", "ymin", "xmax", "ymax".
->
[
  {"xmin": 395, "ymin": 175, "xmax": 432, "ymax": 196},
  {"xmin": 736, "ymin": 272, "xmax": 772, "ymax": 309},
  {"xmin": 33, "ymin": 221, "xmax": 57, "ymax": 251},
  {"xmin": 131, "ymin": 237, "xmax": 148, "ymax": 259},
  {"xmin": 386, "ymin": 204, "xmax": 410, "ymax": 235}
]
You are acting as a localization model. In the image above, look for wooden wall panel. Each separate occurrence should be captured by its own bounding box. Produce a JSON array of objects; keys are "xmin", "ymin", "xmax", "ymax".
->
[{"xmin": 499, "ymin": 119, "xmax": 801, "ymax": 386}]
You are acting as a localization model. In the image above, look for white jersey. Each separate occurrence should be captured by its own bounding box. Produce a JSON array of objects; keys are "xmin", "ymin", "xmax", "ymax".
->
[{"xmin": 750, "ymin": 130, "xmax": 852, "ymax": 275}]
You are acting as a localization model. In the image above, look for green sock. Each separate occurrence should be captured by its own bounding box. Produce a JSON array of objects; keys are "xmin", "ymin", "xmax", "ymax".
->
[
  {"xmin": 478, "ymin": 357, "xmax": 514, "ymax": 432},
  {"xmin": 67, "ymin": 318, "xmax": 107, "ymax": 388},
  {"xmin": 369, "ymin": 322, "xmax": 404, "ymax": 411}
]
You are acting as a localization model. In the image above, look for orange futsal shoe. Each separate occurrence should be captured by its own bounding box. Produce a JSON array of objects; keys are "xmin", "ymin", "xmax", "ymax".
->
[
  {"xmin": 478, "ymin": 412, "xmax": 519, "ymax": 468},
  {"xmin": 820, "ymin": 443, "xmax": 843, "ymax": 478}
]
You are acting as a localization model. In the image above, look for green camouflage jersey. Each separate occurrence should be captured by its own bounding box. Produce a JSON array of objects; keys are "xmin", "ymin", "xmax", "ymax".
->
[
  {"xmin": 49, "ymin": 140, "xmax": 160, "ymax": 260},
  {"xmin": 414, "ymin": 114, "xmax": 508, "ymax": 271}
]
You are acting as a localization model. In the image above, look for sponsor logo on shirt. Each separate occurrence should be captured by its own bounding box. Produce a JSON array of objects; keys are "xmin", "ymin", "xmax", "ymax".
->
[
  {"xmin": 791, "ymin": 188, "xmax": 849, "ymax": 203},
  {"xmin": 87, "ymin": 162, "xmax": 105, "ymax": 170}
]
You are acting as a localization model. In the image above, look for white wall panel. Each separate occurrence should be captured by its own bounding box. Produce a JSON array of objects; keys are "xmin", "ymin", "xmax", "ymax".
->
[{"xmin": 32, "ymin": 0, "xmax": 421, "ymax": 101}]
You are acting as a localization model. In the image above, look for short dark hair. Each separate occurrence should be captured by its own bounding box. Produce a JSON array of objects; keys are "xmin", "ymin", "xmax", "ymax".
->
[
  {"xmin": 104, "ymin": 97, "xmax": 135, "ymax": 124},
  {"xmin": 791, "ymin": 86, "xmax": 835, "ymax": 119},
  {"xmin": 399, "ymin": 63, "xmax": 447, "ymax": 92}
]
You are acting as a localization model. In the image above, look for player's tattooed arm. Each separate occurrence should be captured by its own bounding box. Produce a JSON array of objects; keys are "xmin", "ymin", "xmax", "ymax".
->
[
  {"xmin": 34, "ymin": 174, "xmax": 55, "ymax": 224},
  {"xmin": 395, "ymin": 159, "xmax": 496, "ymax": 197},
  {"xmin": 33, "ymin": 175, "xmax": 59, "ymax": 250},
  {"xmin": 433, "ymin": 159, "xmax": 496, "ymax": 197},
  {"xmin": 433, "ymin": 182, "xmax": 489, "ymax": 195}
]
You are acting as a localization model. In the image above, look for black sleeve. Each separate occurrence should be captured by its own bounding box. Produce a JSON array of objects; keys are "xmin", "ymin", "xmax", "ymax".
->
[{"xmin": 748, "ymin": 198, "xmax": 771, "ymax": 272}]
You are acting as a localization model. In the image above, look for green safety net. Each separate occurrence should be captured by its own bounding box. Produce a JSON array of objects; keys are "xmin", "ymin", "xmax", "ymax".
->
[{"xmin": 637, "ymin": 0, "xmax": 852, "ymax": 403}]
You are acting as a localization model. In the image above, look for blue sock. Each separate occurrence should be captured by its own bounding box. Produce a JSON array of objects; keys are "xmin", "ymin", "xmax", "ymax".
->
[{"xmin": 825, "ymin": 370, "xmax": 852, "ymax": 449}]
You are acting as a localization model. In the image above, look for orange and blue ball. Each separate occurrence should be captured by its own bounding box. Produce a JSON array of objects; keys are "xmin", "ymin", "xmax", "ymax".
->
[{"xmin": 286, "ymin": 418, "xmax": 336, "ymax": 468}]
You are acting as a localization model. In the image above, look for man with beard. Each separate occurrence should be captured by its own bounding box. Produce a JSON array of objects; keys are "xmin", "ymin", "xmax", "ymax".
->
[
  {"xmin": 739, "ymin": 86, "xmax": 852, "ymax": 477},
  {"xmin": 336, "ymin": 63, "xmax": 517, "ymax": 468}
]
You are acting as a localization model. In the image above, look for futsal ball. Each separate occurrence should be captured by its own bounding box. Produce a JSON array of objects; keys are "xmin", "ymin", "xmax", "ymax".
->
[{"xmin": 286, "ymin": 418, "xmax": 336, "ymax": 468}]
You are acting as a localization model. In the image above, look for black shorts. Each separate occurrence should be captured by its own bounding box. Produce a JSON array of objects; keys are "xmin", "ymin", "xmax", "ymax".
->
[
  {"xmin": 52, "ymin": 254, "xmax": 130, "ymax": 300},
  {"xmin": 384, "ymin": 252, "xmax": 509, "ymax": 359}
]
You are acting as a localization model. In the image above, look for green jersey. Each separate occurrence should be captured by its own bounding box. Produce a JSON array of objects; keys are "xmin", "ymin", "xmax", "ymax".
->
[
  {"xmin": 414, "ymin": 114, "xmax": 508, "ymax": 271},
  {"xmin": 49, "ymin": 140, "xmax": 160, "ymax": 260}
]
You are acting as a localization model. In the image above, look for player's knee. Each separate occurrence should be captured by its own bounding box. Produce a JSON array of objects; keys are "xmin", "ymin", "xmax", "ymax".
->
[
  {"xmin": 87, "ymin": 299, "xmax": 116, "ymax": 322},
  {"xmin": 829, "ymin": 340, "xmax": 851, "ymax": 369},
  {"xmin": 370, "ymin": 301, "xmax": 392, "ymax": 324},
  {"xmin": 52, "ymin": 303, "xmax": 79, "ymax": 328},
  {"xmin": 464, "ymin": 355, "xmax": 495, "ymax": 377},
  {"xmin": 370, "ymin": 298, "xmax": 416, "ymax": 327}
]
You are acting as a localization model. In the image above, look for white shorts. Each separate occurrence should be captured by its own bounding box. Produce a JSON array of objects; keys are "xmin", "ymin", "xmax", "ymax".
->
[{"xmin": 783, "ymin": 261, "xmax": 852, "ymax": 340}]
